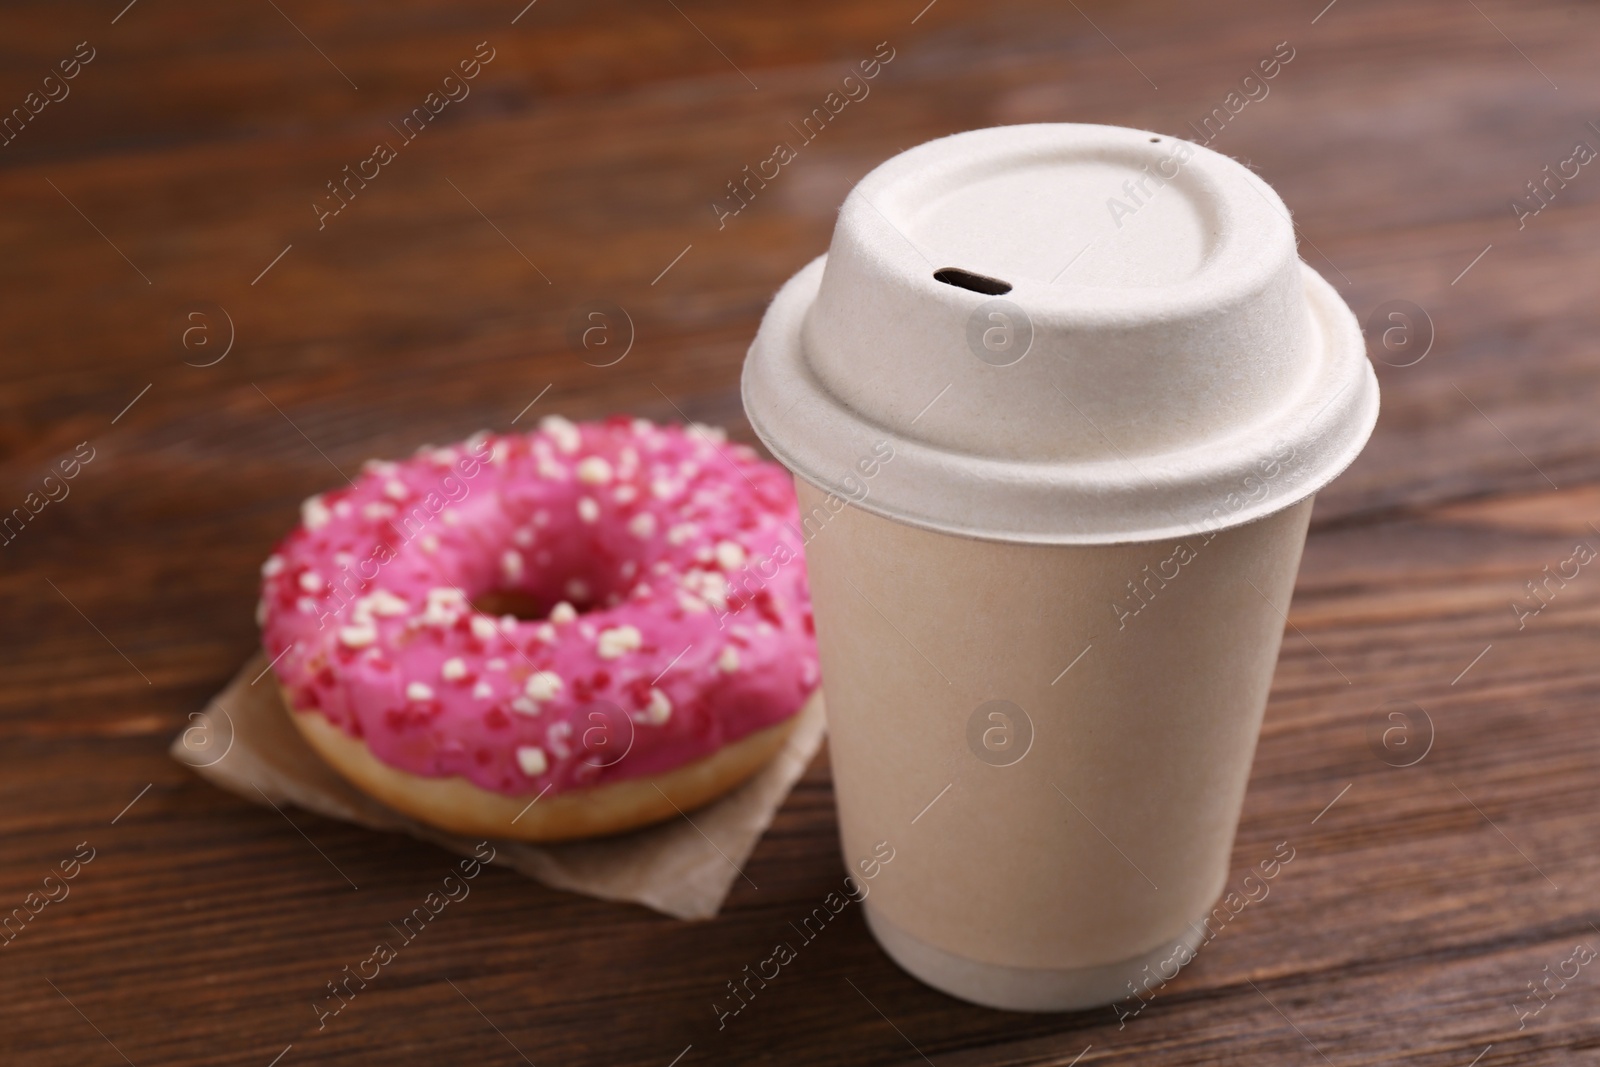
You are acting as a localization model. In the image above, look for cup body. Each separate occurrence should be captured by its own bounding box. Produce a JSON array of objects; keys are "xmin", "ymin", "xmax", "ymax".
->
[{"xmin": 799, "ymin": 478, "xmax": 1314, "ymax": 1011}]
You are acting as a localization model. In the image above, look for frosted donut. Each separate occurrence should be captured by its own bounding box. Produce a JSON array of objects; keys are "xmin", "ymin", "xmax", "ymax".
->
[{"xmin": 258, "ymin": 416, "xmax": 820, "ymax": 841}]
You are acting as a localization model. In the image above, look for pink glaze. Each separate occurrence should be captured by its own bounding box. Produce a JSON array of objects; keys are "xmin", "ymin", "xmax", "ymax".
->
[{"xmin": 259, "ymin": 416, "xmax": 819, "ymax": 797}]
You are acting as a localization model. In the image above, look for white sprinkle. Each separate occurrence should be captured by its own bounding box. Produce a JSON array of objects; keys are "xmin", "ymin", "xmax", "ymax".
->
[
  {"xmin": 442, "ymin": 509, "xmax": 459, "ymax": 525},
  {"xmin": 512, "ymin": 526, "xmax": 534, "ymax": 547},
  {"xmin": 516, "ymin": 746, "xmax": 549, "ymax": 776},
  {"xmin": 420, "ymin": 587, "xmax": 467, "ymax": 627},
  {"xmin": 441, "ymin": 657, "xmax": 467, "ymax": 681},
  {"xmin": 299, "ymin": 571, "xmax": 323, "ymax": 593},
  {"xmin": 683, "ymin": 570, "xmax": 729, "ymax": 610},
  {"xmin": 628, "ymin": 513, "xmax": 657, "ymax": 539},
  {"xmin": 362, "ymin": 459, "xmax": 398, "ymax": 476},
  {"xmin": 690, "ymin": 422, "xmax": 727, "ymax": 444},
  {"xmin": 471, "ymin": 616, "xmax": 498, "ymax": 641},
  {"xmin": 545, "ymin": 720, "xmax": 573, "ymax": 758},
  {"xmin": 537, "ymin": 456, "xmax": 565, "ymax": 480},
  {"xmin": 564, "ymin": 579, "xmax": 589, "ymax": 601},
  {"xmin": 502, "ymin": 549, "xmax": 525, "ymax": 582},
  {"xmin": 334, "ymin": 500, "xmax": 352, "ymax": 517},
  {"xmin": 667, "ymin": 522, "xmax": 698, "ymax": 546},
  {"xmin": 676, "ymin": 590, "xmax": 709, "ymax": 614},
  {"xmin": 524, "ymin": 670, "xmax": 564, "ymax": 703},
  {"xmin": 407, "ymin": 681, "xmax": 434, "ymax": 701},
  {"xmin": 541, "ymin": 414, "xmax": 581, "ymax": 454},
  {"xmin": 384, "ymin": 479, "xmax": 408, "ymax": 500},
  {"xmin": 420, "ymin": 534, "xmax": 439, "ymax": 553},
  {"xmin": 356, "ymin": 590, "xmax": 408, "ymax": 618},
  {"xmin": 340, "ymin": 624, "xmax": 377, "ymax": 648},
  {"xmin": 430, "ymin": 447, "xmax": 457, "ymax": 466},
  {"xmin": 597, "ymin": 625, "xmax": 643, "ymax": 659},
  {"xmin": 261, "ymin": 556, "xmax": 285, "ymax": 577},
  {"xmin": 614, "ymin": 485, "xmax": 637, "ymax": 504},
  {"xmin": 632, "ymin": 418, "xmax": 654, "ymax": 436},
  {"xmin": 646, "ymin": 688, "xmax": 672, "ymax": 724},
  {"xmin": 718, "ymin": 647, "xmax": 741, "ymax": 673},
  {"xmin": 487, "ymin": 658, "xmax": 506, "ymax": 671},
  {"xmin": 296, "ymin": 596, "xmax": 317, "ymax": 614},
  {"xmin": 534, "ymin": 623, "xmax": 556, "ymax": 643},
  {"xmin": 620, "ymin": 559, "xmax": 638, "ymax": 580},
  {"xmin": 333, "ymin": 551, "xmax": 354, "ymax": 568},
  {"xmin": 500, "ymin": 614, "xmax": 518, "ymax": 632},
  {"xmin": 577, "ymin": 497, "xmax": 600, "ymax": 523},
  {"xmin": 301, "ymin": 495, "xmax": 331, "ymax": 530},
  {"xmin": 576, "ymin": 456, "xmax": 613, "ymax": 485},
  {"xmin": 362, "ymin": 501, "xmax": 393, "ymax": 521},
  {"xmin": 550, "ymin": 602, "xmax": 577, "ymax": 624},
  {"xmin": 715, "ymin": 541, "xmax": 747, "ymax": 570},
  {"xmin": 651, "ymin": 478, "xmax": 676, "ymax": 500},
  {"xmin": 473, "ymin": 680, "xmax": 493, "ymax": 699}
]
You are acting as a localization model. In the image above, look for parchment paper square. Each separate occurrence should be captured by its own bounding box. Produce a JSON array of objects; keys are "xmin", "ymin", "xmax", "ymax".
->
[{"xmin": 171, "ymin": 653, "xmax": 827, "ymax": 920}]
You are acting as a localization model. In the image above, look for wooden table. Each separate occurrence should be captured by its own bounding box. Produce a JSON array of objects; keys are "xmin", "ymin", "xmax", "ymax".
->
[{"xmin": 4, "ymin": 0, "xmax": 1599, "ymax": 1063}]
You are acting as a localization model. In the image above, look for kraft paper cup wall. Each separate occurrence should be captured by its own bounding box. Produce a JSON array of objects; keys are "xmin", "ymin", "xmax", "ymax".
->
[{"xmin": 741, "ymin": 123, "xmax": 1379, "ymax": 1011}]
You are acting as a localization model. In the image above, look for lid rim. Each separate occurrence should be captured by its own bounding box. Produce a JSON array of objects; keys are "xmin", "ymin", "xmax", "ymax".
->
[{"xmin": 743, "ymin": 258, "xmax": 1379, "ymax": 547}]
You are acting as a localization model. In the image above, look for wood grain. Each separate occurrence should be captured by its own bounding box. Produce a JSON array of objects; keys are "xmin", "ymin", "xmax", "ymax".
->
[{"xmin": 3, "ymin": 0, "xmax": 1600, "ymax": 1063}]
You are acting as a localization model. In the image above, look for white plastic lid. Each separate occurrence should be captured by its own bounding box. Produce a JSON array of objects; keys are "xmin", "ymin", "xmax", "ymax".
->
[{"xmin": 742, "ymin": 124, "xmax": 1379, "ymax": 545}]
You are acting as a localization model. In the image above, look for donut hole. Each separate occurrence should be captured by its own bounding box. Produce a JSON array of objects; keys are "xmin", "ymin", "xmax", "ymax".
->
[
  {"xmin": 469, "ymin": 571, "xmax": 616, "ymax": 622},
  {"xmin": 469, "ymin": 588, "xmax": 548, "ymax": 620},
  {"xmin": 466, "ymin": 522, "xmax": 648, "ymax": 623}
]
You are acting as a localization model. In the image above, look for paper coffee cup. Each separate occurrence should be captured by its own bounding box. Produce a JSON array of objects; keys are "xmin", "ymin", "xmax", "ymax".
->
[{"xmin": 741, "ymin": 124, "xmax": 1378, "ymax": 1011}]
